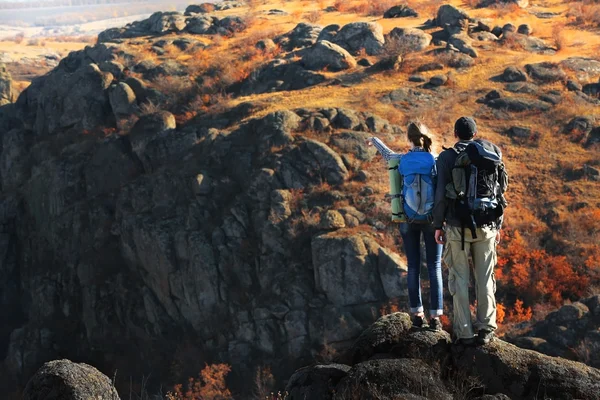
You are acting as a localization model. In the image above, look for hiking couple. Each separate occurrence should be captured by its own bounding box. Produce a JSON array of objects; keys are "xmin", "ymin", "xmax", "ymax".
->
[{"xmin": 367, "ymin": 117, "xmax": 508, "ymax": 345}]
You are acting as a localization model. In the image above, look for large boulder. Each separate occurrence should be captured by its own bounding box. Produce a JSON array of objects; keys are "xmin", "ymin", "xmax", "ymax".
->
[
  {"xmin": 108, "ymin": 82, "xmax": 136, "ymax": 118},
  {"xmin": 253, "ymin": 110, "xmax": 300, "ymax": 152},
  {"xmin": 334, "ymin": 359, "xmax": 453, "ymax": 400},
  {"xmin": 500, "ymin": 66, "xmax": 527, "ymax": 82},
  {"xmin": 302, "ymin": 41, "xmax": 357, "ymax": 71},
  {"xmin": 561, "ymin": 57, "xmax": 600, "ymax": 79},
  {"xmin": 448, "ymin": 34, "xmax": 478, "ymax": 58},
  {"xmin": 386, "ymin": 28, "xmax": 432, "ymax": 52},
  {"xmin": 0, "ymin": 63, "xmax": 14, "ymax": 105},
  {"xmin": 184, "ymin": 3, "xmax": 215, "ymax": 15},
  {"xmin": 217, "ymin": 16, "xmax": 246, "ymax": 34},
  {"xmin": 275, "ymin": 23, "xmax": 323, "ymax": 51},
  {"xmin": 525, "ymin": 62, "xmax": 566, "ymax": 83},
  {"xmin": 453, "ymin": 340, "xmax": 600, "ymax": 399},
  {"xmin": 23, "ymin": 359, "xmax": 120, "ymax": 400},
  {"xmin": 145, "ymin": 11, "xmax": 186, "ymax": 34},
  {"xmin": 384, "ymin": 5, "xmax": 418, "ymax": 18},
  {"xmin": 286, "ymin": 364, "xmax": 350, "ymax": 400},
  {"xmin": 332, "ymin": 22, "xmax": 385, "ymax": 56},
  {"xmin": 436, "ymin": 5, "xmax": 470, "ymax": 29},
  {"xmin": 185, "ymin": 15, "xmax": 216, "ymax": 34}
]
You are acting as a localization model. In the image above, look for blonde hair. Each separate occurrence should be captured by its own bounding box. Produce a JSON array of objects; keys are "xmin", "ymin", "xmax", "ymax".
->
[{"xmin": 407, "ymin": 121, "xmax": 433, "ymax": 153}]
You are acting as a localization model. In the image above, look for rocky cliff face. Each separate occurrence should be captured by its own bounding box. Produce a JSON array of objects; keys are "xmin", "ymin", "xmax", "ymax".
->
[{"xmin": 0, "ymin": 35, "xmax": 408, "ymax": 394}]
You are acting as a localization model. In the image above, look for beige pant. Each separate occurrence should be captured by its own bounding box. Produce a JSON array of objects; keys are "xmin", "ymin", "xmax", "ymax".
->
[{"xmin": 444, "ymin": 225, "xmax": 498, "ymax": 339}]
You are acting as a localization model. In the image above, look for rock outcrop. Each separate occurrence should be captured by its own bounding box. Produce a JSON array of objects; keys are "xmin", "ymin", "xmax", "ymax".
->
[
  {"xmin": 286, "ymin": 312, "xmax": 600, "ymax": 400},
  {"xmin": 0, "ymin": 63, "xmax": 14, "ymax": 106},
  {"xmin": 3, "ymin": 63, "xmax": 408, "ymax": 394},
  {"xmin": 23, "ymin": 359, "xmax": 120, "ymax": 400},
  {"xmin": 98, "ymin": 10, "xmax": 247, "ymax": 42},
  {"xmin": 509, "ymin": 296, "xmax": 600, "ymax": 368}
]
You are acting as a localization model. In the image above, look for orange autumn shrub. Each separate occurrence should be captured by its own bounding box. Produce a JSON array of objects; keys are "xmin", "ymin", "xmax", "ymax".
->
[
  {"xmin": 497, "ymin": 229, "xmax": 588, "ymax": 306},
  {"xmin": 507, "ymin": 299, "xmax": 532, "ymax": 323},
  {"xmin": 496, "ymin": 302, "xmax": 506, "ymax": 324},
  {"xmin": 167, "ymin": 364, "xmax": 233, "ymax": 400}
]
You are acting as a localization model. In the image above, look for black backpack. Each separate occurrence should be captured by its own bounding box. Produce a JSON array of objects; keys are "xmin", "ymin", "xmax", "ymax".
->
[{"xmin": 448, "ymin": 139, "xmax": 508, "ymax": 248}]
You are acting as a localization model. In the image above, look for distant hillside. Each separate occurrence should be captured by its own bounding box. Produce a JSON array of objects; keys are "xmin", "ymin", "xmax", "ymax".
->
[{"xmin": 0, "ymin": 0, "xmax": 184, "ymax": 10}]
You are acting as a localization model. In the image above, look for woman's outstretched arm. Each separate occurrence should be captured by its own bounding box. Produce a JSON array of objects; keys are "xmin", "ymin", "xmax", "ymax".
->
[{"xmin": 368, "ymin": 137, "xmax": 399, "ymax": 161}]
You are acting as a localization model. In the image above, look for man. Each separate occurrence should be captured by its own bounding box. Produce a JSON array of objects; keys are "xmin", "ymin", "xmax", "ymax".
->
[{"xmin": 433, "ymin": 117, "xmax": 504, "ymax": 345}]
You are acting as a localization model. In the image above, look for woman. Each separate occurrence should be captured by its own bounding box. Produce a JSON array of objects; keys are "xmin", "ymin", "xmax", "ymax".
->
[{"xmin": 367, "ymin": 122, "xmax": 444, "ymax": 330}]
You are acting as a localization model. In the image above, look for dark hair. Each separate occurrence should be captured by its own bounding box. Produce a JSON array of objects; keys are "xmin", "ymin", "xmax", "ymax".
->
[
  {"xmin": 407, "ymin": 122, "xmax": 433, "ymax": 153},
  {"xmin": 454, "ymin": 116, "xmax": 477, "ymax": 140}
]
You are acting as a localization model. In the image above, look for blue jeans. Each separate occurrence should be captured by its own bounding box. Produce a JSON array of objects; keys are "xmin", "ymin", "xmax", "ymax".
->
[{"xmin": 399, "ymin": 222, "xmax": 443, "ymax": 317}]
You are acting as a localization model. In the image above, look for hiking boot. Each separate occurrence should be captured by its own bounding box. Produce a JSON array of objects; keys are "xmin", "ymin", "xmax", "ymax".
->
[
  {"xmin": 411, "ymin": 314, "xmax": 428, "ymax": 328},
  {"xmin": 477, "ymin": 329, "xmax": 495, "ymax": 345},
  {"xmin": 429, "ymin": 317, "xmax": 443, "ymax": 331}
]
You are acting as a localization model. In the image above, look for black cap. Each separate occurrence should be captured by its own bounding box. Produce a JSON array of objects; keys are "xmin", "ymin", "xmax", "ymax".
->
[{"xmin": 454, "ymin": 116, "xmax": 477, "ymax": 140}]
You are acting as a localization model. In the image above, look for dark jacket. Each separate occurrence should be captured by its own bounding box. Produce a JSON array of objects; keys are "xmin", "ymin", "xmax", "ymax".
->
[
  {"xmin": 433, "ymin": 140, "xmax": 471, "ymax": 229},
  {"xmin": 433, "ymin": 139, "xmax": 504, "ymax": 230}
]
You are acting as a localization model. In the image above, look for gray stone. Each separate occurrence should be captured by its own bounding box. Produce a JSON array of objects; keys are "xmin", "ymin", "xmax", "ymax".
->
[
  {"xmin": 429, "ymin": 74, "xmax": 448, "ymax": 86},
  {"xmin": 319, "ymin": 210, "xmax": 346, "ymax": 230},
  {"xmin": 146, "ymin": 11, "xmax": 186, "ymax": 33},
  {"xmin": 436, "ymin": 5, "xmax": 470, "ymax": 29},
  {"xmin": 448, "ymin": 34, "xmax": 478, "ymax": 57},
  {"xmin": 525, "ymin": 62, "xmax": 566, "ymax": 83},
  {"xmin": 185, "ymin": 3, "xmax": 215, "ymax": 15},
  {"xmin": 332, "ymin": 109, "xmax": 361, "ymax": 130},
  {"xmin": 185, "ymin": 15, "xmax": 215, "ymax": 34},
  {"xmin": 23, "ymin": 359, "xmax": 121, "ymax": 400},
  {"xmin": 556, "ymin": 302, "xmax": 589, "ymax": 323},
  {"xmin": 218, "ymin": 16, "xmax": 246, "ymax": 34},
  {"xmin": 501, "ymin": 66, "xmax": 527, "ymax": 82},
  {"xmin": 108, "ymin": 82, "xmax": 136, "ymax": 118},
  {"xmin": 256, "ymin": 38, "xmax": 276, "ymax": 51},
  {"xmin": 286, "ymin": 364, "xmax": 350, "ymax": 400},
  {"xmin": 471, "ymin": 31, "xmax": 499, "ymax": 41},
  {"xmin": 561, "ymin": 57, "xmax": 600, "ymax": 78},
  {"xmin": 302, "ymin": 41, "xmax": 357, "ymax": 71},
  {"xmin": 409, "ymin": 75, "xmax": 426, "ymax": 82},
  {"xmin": 583, "ymin": 82, "xmax": 600, "ymax": 98},
  {"xmin": 386, "ymin": 28, "xmax": 432, "ymax": 52},
  {"xmin": 317, "ymin": 24, "xmax": 340, "ymax": 43},
  {"xmin": 502, "ymin": 23, "xmax": 517, "ymax": 34},
  {"xmin": 303, "ymin": 139, "xmax": 349, "ymax": 185},
  {"xmin": 384, "ymin": 5, "xmax": 418, "ymax": 18},
  {"xmin": 334, "ymin": 359, "xmax": 453, "ymax": 400},
  {"xmin": 518, "ymin": 24, "xmax": 533, "ymax": 35},
  {"xmin": 276, "ymin": 23, "xmax": 323, "ymax": 51},
  {"xmin": 332, "ymin": 22, "xmax": 385, "ymax": 56},
  {"xmin": 330, "ymin": 131, "xmax": 376, "ymax": 161},
  {"xmin": 487, "ymin": 97, "xmax": 551, "ymax": 112}
]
